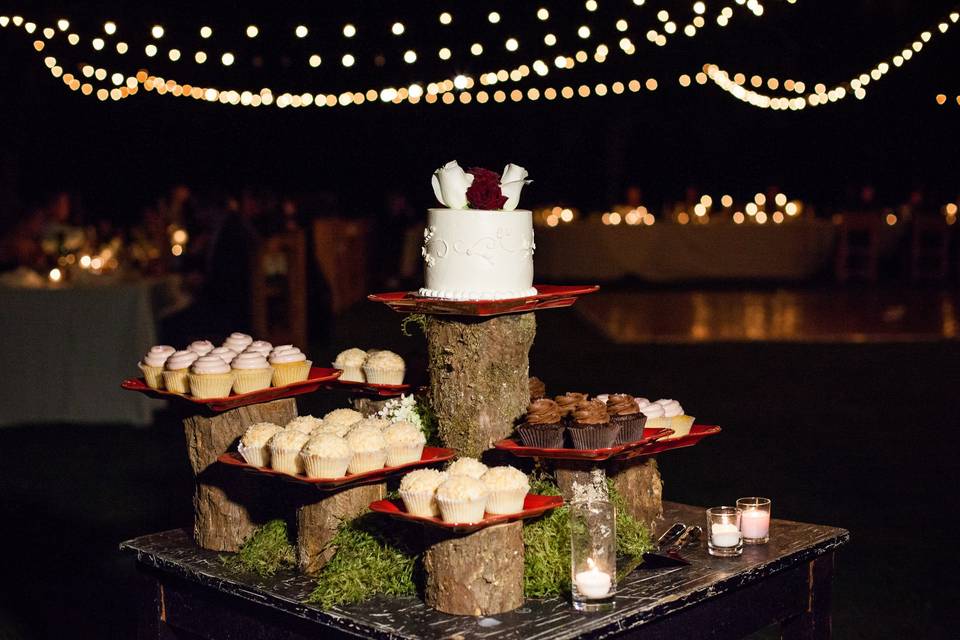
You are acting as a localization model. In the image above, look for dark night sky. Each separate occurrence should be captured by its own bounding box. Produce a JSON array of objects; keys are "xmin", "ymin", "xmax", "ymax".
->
[{"xmin": 0, "ymin": 0, "xmax": 958, "ymax": 219}]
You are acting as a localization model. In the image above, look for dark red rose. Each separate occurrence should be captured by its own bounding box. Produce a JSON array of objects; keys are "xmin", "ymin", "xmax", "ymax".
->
[{"xmin": 466, "ymin": 167, "xmax": 508, "ymax": 210}]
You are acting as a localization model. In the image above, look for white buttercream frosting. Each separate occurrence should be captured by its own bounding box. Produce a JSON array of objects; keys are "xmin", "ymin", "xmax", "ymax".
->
[
  {"xmin": 269, "ymin": 346, "xmax": 306, "ymax": 364},
  {"xmin": 222, "ymin": 332, "xmax": 253, "ymax": 352},
  {"xmin": 655, "ymin": 399, "xmax": 684, "ymax": 417},
  {"xmin": 447, "ymin": 457, "xmax": 488, "ymax": 480},
  {"xmin": 187, "ymin": 340, "xmax": 215, "ymax": 356},
  {"xmin": 635, "ymin": 397, "xmax": 651, "ymax": 409},
  {"xmin": 142, "ymin": 345, "xmax": 176, "ymax": 367},
  {"xmin": 244, "ymin": 341, "xmax": 273, "ymax": 356},
  {"xmin": 232, "ymin": 352, "xmax": 270, "ymax": 370},
  {"xmin": 191, "ymin": 354, "xmax": 231, "ymax": 374},
  {"xmin": 209, "ymin": 347, "xmax": 238, "ymax": 364},
  {"xmin": 639, "ymin": 403, "xmax": 665, "ymax": 418},
  {"xmin": 165, "ymin": 350, "xmax": 198, "ymax": 371}
]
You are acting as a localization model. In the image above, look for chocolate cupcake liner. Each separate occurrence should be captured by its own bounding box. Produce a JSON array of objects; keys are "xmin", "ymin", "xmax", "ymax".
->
[
  {"xmin": 568, "ymin": 421, "xmax": 620, "ymax": 450},
  {"xmin": 613, "ymin": 414, "xmax": 648, "ymax": 445},
  {"xmin": 517, "ymin": 423, "xmax": 565, "ymax": 449}
]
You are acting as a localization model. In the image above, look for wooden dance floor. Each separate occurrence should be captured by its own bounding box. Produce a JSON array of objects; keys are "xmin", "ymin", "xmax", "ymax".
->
[{"xmin": 576, "ymin": 288, "xmax": 959, "ymax": 343}]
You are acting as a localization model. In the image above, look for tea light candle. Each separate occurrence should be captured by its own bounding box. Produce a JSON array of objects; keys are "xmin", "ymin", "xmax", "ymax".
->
[
  {"xmin": 741, "ymin": 509, "xmax": 770, "ymax": 540},
  {"xmin": 710, "ymin": 522, "xmax": 741, "ymax": 548},
  {"xmin": 574, "ymin": 558, "xmax": 612, "ymax": 599}
]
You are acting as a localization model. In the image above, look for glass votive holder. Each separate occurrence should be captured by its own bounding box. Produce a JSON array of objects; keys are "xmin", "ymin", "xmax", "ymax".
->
[
  {"xmin": 569, "ymin": 499, "xmax": 616, "ymax": 612},
  {"xmin": 706, "ymin": 506, "xmax": 743, "ymax": 557},
  {"xmin": 737, "ymin": 497, "xmax": 771, "ymax": 544}
]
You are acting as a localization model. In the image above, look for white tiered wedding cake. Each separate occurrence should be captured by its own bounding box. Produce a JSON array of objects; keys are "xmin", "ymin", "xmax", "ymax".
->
[{"xmin": 420, "ymin": 161, "xmax": 536, "ymax": 301}]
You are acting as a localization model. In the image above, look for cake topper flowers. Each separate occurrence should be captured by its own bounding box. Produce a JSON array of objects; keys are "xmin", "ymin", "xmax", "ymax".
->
[{"xmin": 432, "ymin": 160, "xmax": 531, "ymax": 211}]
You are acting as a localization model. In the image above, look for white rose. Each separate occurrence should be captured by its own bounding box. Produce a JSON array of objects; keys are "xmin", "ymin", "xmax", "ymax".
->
[
  {"xmin": 431, "ymin": 160, "xmax": 474, "ymax": 209},
  {"xmin": 500, "ymin": 163, "xmax": 532, "ymax": 211}
]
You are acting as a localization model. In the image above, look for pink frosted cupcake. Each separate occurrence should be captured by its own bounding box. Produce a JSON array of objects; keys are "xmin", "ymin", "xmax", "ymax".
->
[
  {"xmin": 245, "ymin": 340, "xmax": 273, "ymax": 357},
  {"xmin": 138, "ymin": 345, "xmax": 175, "ymax": 389},
  {"xmin": 162, "ymin": 350, "xmax": 198, "ymax": 394},
  {"xmin": 222, "ymin": 332, "xmax": 253, "ymax": 353},
  {"xmin": 209, "ymin": 346, "xmax": 238, "ymax": 365},
  {"xmin": 188, "ymin": 354, "xmax": 234, "ymax": 399},
  {"xmin": 187, "ymin": 340, "xmax": 215, "ymax": 356},
  {"xmin": 269, "ymin": 346, "xmax": 311, "ymax": 386},
  {"xmin": 231, "ymin": 352, "xmax": 273, "ymax": 394}
]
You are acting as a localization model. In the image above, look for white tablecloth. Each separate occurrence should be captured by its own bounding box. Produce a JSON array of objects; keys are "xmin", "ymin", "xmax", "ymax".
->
[{"xmin": 535, "ymin": 220, "xmax": 837, "ymax": 282}]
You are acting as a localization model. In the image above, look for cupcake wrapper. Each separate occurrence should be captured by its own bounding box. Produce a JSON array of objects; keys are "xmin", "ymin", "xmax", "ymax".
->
[
  {"xmin": 335, "ymin": 364, "xmax": 365, "ymax": 382},
  {"xmin": 187, "ymin": 372, "xmax": 235, "ymax": 399},
  {"xmin": 162, "ymin": 369, "xmax": 191, "ymax": 394},
  {"xmin": 232, "ymin": 367, "xmax": 274, "ymax": 394},
  {"xmin": 385, "ymin": 443, "xmax": 424, "ymax": 467},
  {"xmin": 436, "ymin": 495, "xmax": 488, "ymax": 524},
  {"xmin": 271, "ymin": 360, "xmax": 312, "ymax": 387},
  {"xmin": 516, "ymin": 423, "xmax": 566, "ymax": 449},
  {"xmin": 646, "ymin": 415, "xmax": 672, "ymax": 432},
  {"xmin": 399, "ymin": 489, "xmax": 440, "ymax": 517},
  {"xmin": 302, "ymin": 453, "xmax": 351, "ymax": 479},
  {"xmin": 670, "ymin": 415, "xmax": 695, "ymax": 438},
  {"xmin": 613, "ymin": 413, "xmax": 648, "ymax": 445},
  {"xmin": 363, "ymin": 366, "xmax": 405, "ymax": 385},
  {"xmin": 484, "ymin": 488, "xmax": 528, "ymax": 515},
  {"xmin": 238, "ymin": 443, "xmax": 270, "ymax": 468},
  {"xmin": 348, "ymin": 449, "xmax": 388, "ymax": 474},
  {"xmin": 139, "ymin": 363, "xmax": 166, "ymax": 390},
  {"xmin": 270, "ymin": 448, "xmax": 304, "ymax": 475},
  {"xmin": 568, "ymin": 421, "xmax": 620, "ymax": 450}
]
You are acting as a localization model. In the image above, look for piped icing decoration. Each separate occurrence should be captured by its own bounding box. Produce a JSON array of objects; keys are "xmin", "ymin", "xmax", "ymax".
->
[
  {"xmin": 269, "ymin": 346, "xmax": 306, "ymax": 364},
  {"xmin": 655, "ymin": 399, "xmax": 684, "ymax": 417},
  {"xmin": 606, "ymin": 394, "xmax": 640, "ymax": 416},
  {"xmin": 555, "ymin": 392, "xmax": 587, "ymax": 417},
  {"xmin": 231, "ymin": 352, "xmax": 270, "ymax": 370},
  {"xmin": 270, "ymin": 344, "xmax": 294, "ymax": 355},
  {"xmin": 223, "ymin": 332, "xmax": 253, "ymax": 352},
  {"xmin": 209, "ymin": 346, "xmax": 238, "ymax": 364},
  {"xmin": 634, "ymin": 397, "xmax": 651, "ymax": 409},
  {"xmin": 639, "ymin": 402, "xmax": 665, "ymax": 418},
  {"xmin": 191, "ymin": 354, "xmax": 231, "ymax": 374},
  {"xmin": 525, "ymin": 399, "xmax": 562, "ymax": 425},
  {"xmin": 142, "ymin": 345, "xmax": 176, "ymax": 367},
  {"xmin": 245, "ymin": 340, "xmax": 273, "ymax": 356},
  {"xmin": 529, "ymin": 376, "xmax": 546, "ymax": 400},
  {"xmin": 572, "ymin": 399, "xmax": 609, "ymax": 425},
  {"xmin": 165, "ymin": 350, "xmax": 198, "ymax": 371},
  {"xmin": 187, "ymin": 340, "xmax": 215, "ymax": 356}
]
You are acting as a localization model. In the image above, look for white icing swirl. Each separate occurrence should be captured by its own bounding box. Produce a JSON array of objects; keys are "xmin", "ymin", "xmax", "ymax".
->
[
  {"xmin": 165, "ymin": 350, "xmax": 199, "ymax": 371},
  {"xmin": 271, "ymin": 344, "xmax": 294, "ymax": 354},
  {"xmin": 269, "ymin": 346, "xmax": 306, "ymax": 364},
  {"xmin": 222, "ymin": 332, "xmax": 253, "ymax": 352},
  {"xmin": 209, "ymin": 346, "xmax": 237, "ymax": 364},
  {"xmin": 639, "ymin": 403, "xmax": 665, "ymax": 418},
  {"xmin": 191, "ymin": 354, "xmax": 231, "ymax": 374},
  {"xmin": 634, "ymin": 397, "xmax": 651, "ymax": 410},
  {"xmin": 231, "ymin": 352, "xmax": 270, "ymax": 370},
  {"xmin": 187, "ymin": 340, "xmax": 215, "ymax": 356},
  {"xmin": 655, "ymin": 399, "xmax": 684, "ymax": 417},
  {"xmin": 244, "ymin": 340, "xmax": 273, "ymax": 356},
  {"xmin": 142, "ymin": 345, "xmax": 176, "ymax": 367},
  {"xmin": 418, "ymin": 286, "xmax": 538, "ymax": 302}
]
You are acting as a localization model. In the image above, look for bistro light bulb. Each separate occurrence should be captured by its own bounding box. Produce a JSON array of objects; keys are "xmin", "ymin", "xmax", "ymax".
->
[
  {"xmin": 151, "ymin": 25, "xmax": 164, "ymax": 39},
  {"xmin": 392, "ymin": 22, "xmax": 405, "ymax": 35}
]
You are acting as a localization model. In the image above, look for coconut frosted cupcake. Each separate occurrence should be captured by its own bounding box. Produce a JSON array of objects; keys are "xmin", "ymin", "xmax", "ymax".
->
[
  {"xmin": 568, "ymin": 399, "xmax": 618, "ymax": 449},
  {"xmin": 162, "ymin": 350, "xmax": 198, "ymax": 394},
  {"xmin": 222, "ymin": 332, "xmax": 253, "ymax": 353},
  {"xmin": 333, "ymin": 348, "xmax": 367, "ymax": 382},
  {"xmin": 285, "ymin": 415, "xmax": 323, "ymax": 435},
  {"xmin": 529, "ymin": 376, "xmax": 546, "ymax": 401},
  {"xmin": 268, "ymin": 429, "xmax": 310, "ymax": 474},
  {"xmin": 362, "ymin": 350, "xmax": 405, "ymax": 385},
  {"xmin": 139, "ymin": 345, "xmax": 175, "ymax": 389},
  {"xmin": 269, "ymin": 346, "xmax": 311, "ymax": 386},
  {"xmin": 606, "ymin": 394, "xmax": 647, "ymax": 444},
  {"xmin": 238, "ymin": 421, "xmax": 283, "ymax": 467},
  {"xmin": 245, "ymin": 340, "xmax": 273, "ymax": 357},
  {"xmin": 436, "ymin": 476, "xmax": 489, "ymax": 523},
  {"xmin": 301, "ymin": 433, "xmax": 351, "ymax": 478},
  {"xmin": 231, "ymin": 352, "xmax": 273, "ymax": 394},
  {"xmin": 322, "ymin": 408, "xmax": 363, "ymax": 435},
  {"xmin": 481, "ymin": 466, "xmax": 530, "ymax": 514},
  {"xmin": 656, "ymin": 399, "xmax": 695, "ymax": 438},
  {"xmin": 399, "ymin": 469, "xmax": 448, "ymax": 517},
  {"xmin": 187, "ymin": 340, "xmax": 215, "ymax": 356},
  {"xmin": 517, "ymin": 399, "xmax": 565, "ymax": 448},
  {"xmin": 188, "ymin": 354, "xmax": 235, "ymax": 399},
  {"xmin": 383, "ymin": 420, "xmax": 426, "ymax": 466},
  {"xmin": 345, "ymin": 428, "xmax": 388, "ymax": 473},
  {"xmin": 555, "ymin": 392, "xmax": 588, "ymax": 423},
  {"xmin": 209, "ymin": 346, "xmax": 238, "ymax": 365},
  {"xmin": 350, "ymin": 417, "xmax": 391, "ymax": 434},
  {"xmin": 446, "ymin": 457, "xmax": 488, "ymax": 480}
]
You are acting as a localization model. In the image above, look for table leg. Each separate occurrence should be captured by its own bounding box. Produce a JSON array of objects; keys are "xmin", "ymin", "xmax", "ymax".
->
[
  {"xmin": 781, "ymin": 553, "xmax": 835, "ymax": 640},
  {"xmin": 136, "ymin": 568, "xmax": 178, "ymax": 640}
]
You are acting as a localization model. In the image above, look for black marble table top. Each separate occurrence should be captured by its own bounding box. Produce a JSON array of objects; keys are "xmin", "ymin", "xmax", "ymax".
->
[{"xmin": 120, "ymin": 502, "xmax": 848, "ymax": 640}]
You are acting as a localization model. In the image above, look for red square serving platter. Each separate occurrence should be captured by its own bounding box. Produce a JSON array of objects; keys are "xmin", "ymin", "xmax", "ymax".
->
[
  {"xmin": 333, "ymin": 379, "xmax": 412, "ymax": 397},
  {"xmin": 616, "ymin": 425, "xmax": 722, "ymax": 460},
  {"xmin": 369, "ymin": 494, "xmax": 564, "ymax": 534},
  {"xmin": 217, "ymin": 446, "xmax": 456, "ymax": 490},
  {"xmin": 368, "ymin": 284, "xmax": 600, "ymax": 317},
  {"xmin": 493, "ymin": 427, "xmax": 674, "ymax": 461},
  {"xmin": 120, "ymin": 367, "xmax": 342, "ymax": 412}
]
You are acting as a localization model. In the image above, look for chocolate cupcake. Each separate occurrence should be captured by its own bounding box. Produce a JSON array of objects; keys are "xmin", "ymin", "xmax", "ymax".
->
[
  {"xmin": 529, "ymin": 376, "xmax": 546, "ymax": 401},
  {"xmin": 606, "ymin": 394, "xmax": 647, "ymax": 444},
  {"xmin": 517, "ymin": 399, "xmax": 565, "ymax": 448},
  {"xmin": 554, "ymin": 392, "xmax": 587, "ymax": 423},
  {"xmin": 568, "ymin": 399, "xmax": 619, "ymax": 449}
]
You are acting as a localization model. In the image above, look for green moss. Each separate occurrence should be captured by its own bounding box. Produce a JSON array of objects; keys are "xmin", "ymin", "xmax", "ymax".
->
[
  {"xmin": 222, "ymin": 520, "xmax": 296, "ymax": 577},
  {"xmin": 400, "ymin": 314, "xmax": 427, "ymax": 337}
]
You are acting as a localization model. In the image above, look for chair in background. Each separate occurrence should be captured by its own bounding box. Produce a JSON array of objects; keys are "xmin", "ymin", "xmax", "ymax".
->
[
  {"xmin": 834, "ymin": 212, "xmax": 881, "ymax": 282},
  {"xmin": 312, "ymin": 218, "xmax": 370, "ymax": 313},
  {"xmin": 251, "ymin": 230, "xmax": 308, "ymax": 348},
  {"xmin": 910, "ymin": 216, "xmax": 951, "ymax": 281}
]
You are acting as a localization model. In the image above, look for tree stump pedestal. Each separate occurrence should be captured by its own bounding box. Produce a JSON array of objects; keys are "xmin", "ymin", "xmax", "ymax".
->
[
  {"xmin": 295, "ymin": 482, "xmax": 386, "ymax": 575},
  {"xmin": 555, "ymin": 457, "xmax": 663, "ymax": 531}
]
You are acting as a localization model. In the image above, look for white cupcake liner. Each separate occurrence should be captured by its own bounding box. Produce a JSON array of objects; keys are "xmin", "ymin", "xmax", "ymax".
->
[
  {"xmin": 162, "ymin": 369, "xmax": 191, "ymax": 394},
  {"xmin": 238, "ymin": 442, "xmax": 270, "ymax": 468},
  {"xmin": 187, "ymin": 372, "xmax": 234, "ymax": 399},
  {"xmin": 232, "ymin": 367, "xmax": 273, "ymax": 394},
  {"xmin": 385, "ymin": 443, "xmax": 424, "ymax": 467},
  {"xmin": 484, "ymin": 488, "xmax": 528, "ymax": 515},
  {"xmin": 400, "ymin": 489, "xmax": 441, "ymax": 517},
  {"xmin": 362, "ymin": 366, "xmax": 405, "ymax": 385},
  {"xmin": 302, "ymin": 453, "xmax": 351, "ymax": 479},
  {"xmin": 436, "ymin": 495, "xmax": 488, "ymax": 523},
  {"xmin": 335, "ymin": 364, "xmax": 365, "ymax": 382},
  {"xmin": 138, "ymin": 362, "xmax": 165, "ymax": 389},
  {"xmin": 270, "ymin": 448, "xmax": 304, "ymax": 475},
  {"xmin": 272, "ymin": 360, "xmax": 312, "ymax": 387},
  {"xmin": 347, "ymin": 449, "xmax": 387, "ymax": 474},
  {"xmin": 670, "ymin": 415, "xmax": 695, "ymax": 438},
  {"xmin": 646, "ymin": 415, "xmax": 673, "ymax": 432}
]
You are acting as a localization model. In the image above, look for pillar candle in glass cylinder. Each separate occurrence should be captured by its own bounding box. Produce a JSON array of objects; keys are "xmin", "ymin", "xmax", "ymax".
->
[
  {"xmin": 737, "ymin": 497, "xmax": 771, "ymax": 544},
  {"xmin": 706, "ymin": 506, "xmax": 743, "ymax": 557}
]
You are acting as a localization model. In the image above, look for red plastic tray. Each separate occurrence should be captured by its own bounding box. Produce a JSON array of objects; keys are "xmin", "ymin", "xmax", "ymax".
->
[
  {"xmin": 617, "ymin": 425, "xmax": 722, "ymax": 460},
  {"xmin": 217, "ymin": 446, "xmax": 456, "ymax": 490},
  {"xmin": 369, "ymin": 493, "xmax": 564, "ymax": 533},
  {"xmin": 120, "ymin": 367, "xmax": 342, "ymax": 412},
  {"xmin": 333, "ymin": 379, "xmax": 412, "ymax": 397},
  {"xmin": 368, "ymin": 284, "xmax": 600, "ymax": 317},
  {"xmin": 493, "ymin": 427, "xmax": 674, "ymax": 461}
]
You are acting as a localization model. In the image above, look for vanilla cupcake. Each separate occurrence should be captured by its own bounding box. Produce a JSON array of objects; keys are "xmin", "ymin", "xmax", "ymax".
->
[
  {"xmin": 269, "ymin": 346, "xmax": 312, "ymax": 386},
  {"xmin": 231, "ymin": 352, "xmax": 273, "ymax": 394},
  {"xmin": 362, "ymin": 350, "xmax": 405, "ymax": 385},
  {"xmin": 268, "ymin": 429, "xmax": 310, "ymax": 474},
  {"xmin": 209, "ymin": 346, "xmax": 238, "ymax": 365},
  {"xmin": 322, "ymin": 408, "xmax": 364, "ymax": 435},
  {"xmin": 399, "ymin": 469, "xmax": 448, "ymax": 517},
  {"xmin": 345, "ymin": 427, "xmax": 388, "ymax": 473},
  {"xmin": 139, "ymin": 345, "xmax": 175, "ymax": 389},
  {"xmin": 245, "ymin": 340, "xmax": 273, "ymax": 357},
  {"xmin": 222, "ymin": 332, "xmax": 253, "ymax": 353},
  {"xmin": 481, "ymin": 466, "xmax": 530, "ymax": 515},
  {"xmin": 383, "ymin": 420, "xmax": 426, "ymax": 466},
  {"xmin": 188, "ymin": 354, "xmax": 234, "ymax": 399},
  {"xmin": 446, "ymin": 457, "xmax": 488, "ymax": 480},
  {"xmin": 639, "ymin": 401, "xmax": 668, "ymax": 430},
  {"xmin": 333, "ymin": 348, "xmax": 367, "ymax": 382},
  {"xmin": 187, "ymin": 340, "xmax": 215, "ymax": 356},
  {"xmin": 238, "ymin": 421, "xmax": 283, "ymax": 467},
  {"xmin": 300, "ymin": 433, "xmax": 351, "ymax": 478},
  {"xmin": 162, "ymin": 350, "xmax": 198, "ymax": 394},
  {"xmin": 656, "ymin": 399, "xmax": 695, "ymax": 438},
  {"xmin": 436, "ymin": 476, "xmax": 489, "ymax": 523},
  {"xmin": 285, "ymin": 415, "xmax": 323, "ymax": 435}
]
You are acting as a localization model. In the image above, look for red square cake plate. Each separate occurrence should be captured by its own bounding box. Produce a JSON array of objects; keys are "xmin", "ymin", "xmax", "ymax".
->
[
  {"xmin": 368, "ymin": 284, "xmax": 600, "ymax": 317},
  {"xmin": 369, "ymin": 494, "xmax": 564, "ymax": 534},
  {"xmin": 493, "ymin": 427, "xmax": 674, "ymax": 461},
  {"xmin": 616, "ymin": 425, "xmax": 722, "ymax": 460},
  {"xmin": 120, "ymin": 367, "xmax": 342, "ymax": 412},
  {"xmin": 217, "ymin": 446, "xmax": 456, "ymax": 490},
  {"xmin": 333, "ymin": 379, "xmax": 412, "ymax": 397}
]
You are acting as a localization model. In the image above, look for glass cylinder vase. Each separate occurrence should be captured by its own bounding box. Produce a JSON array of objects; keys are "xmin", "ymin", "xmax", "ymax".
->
[{"xmin": 569, "ymin": 499, "xmax": 616, "ymax": 612}]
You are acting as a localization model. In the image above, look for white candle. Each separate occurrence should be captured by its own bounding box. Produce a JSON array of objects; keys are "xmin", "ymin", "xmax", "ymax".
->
[
  {"xmin": 574, "ymin": 558, "xmax": 612, "ymax": 599},
  {"xmin": 741, "ymin": 509, "xmax": 770, "ymax": 539},
  {"xmin": 710, "ymin": 522, "xmax": 741, "ymax": 547}
]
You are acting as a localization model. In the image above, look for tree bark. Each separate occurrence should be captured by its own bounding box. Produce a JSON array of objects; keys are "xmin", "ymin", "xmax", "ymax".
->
[
  {"xmin": 424, "ymin": 313, "xmax": 536, "ymax": 458},
  {"xmin": 555, "ymin": 461, "xmax": 610, "ymax": 504},
  {"xmin": 350, "ymin": 396, "xmax": 393, "ymax": 418},
  {"xmin": 423, "ymin": 522, "xmax": 525, "ymax": 616},
  {"xmin": 609, "ymin": 458, "xmax": 663, "ymax": 530},
  {"xmin": 183, "ymin": 398, "xmax": 298, "ymax": 551},
  {"xmin": 295, "ymin": 482, "xmax": 386, "ymax": 575}
]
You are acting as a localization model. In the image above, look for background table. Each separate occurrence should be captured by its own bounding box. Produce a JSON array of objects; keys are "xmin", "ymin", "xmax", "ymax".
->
[{"xmin": 122, "ymin": 502, "xmax": 849, "ymax": 639}]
